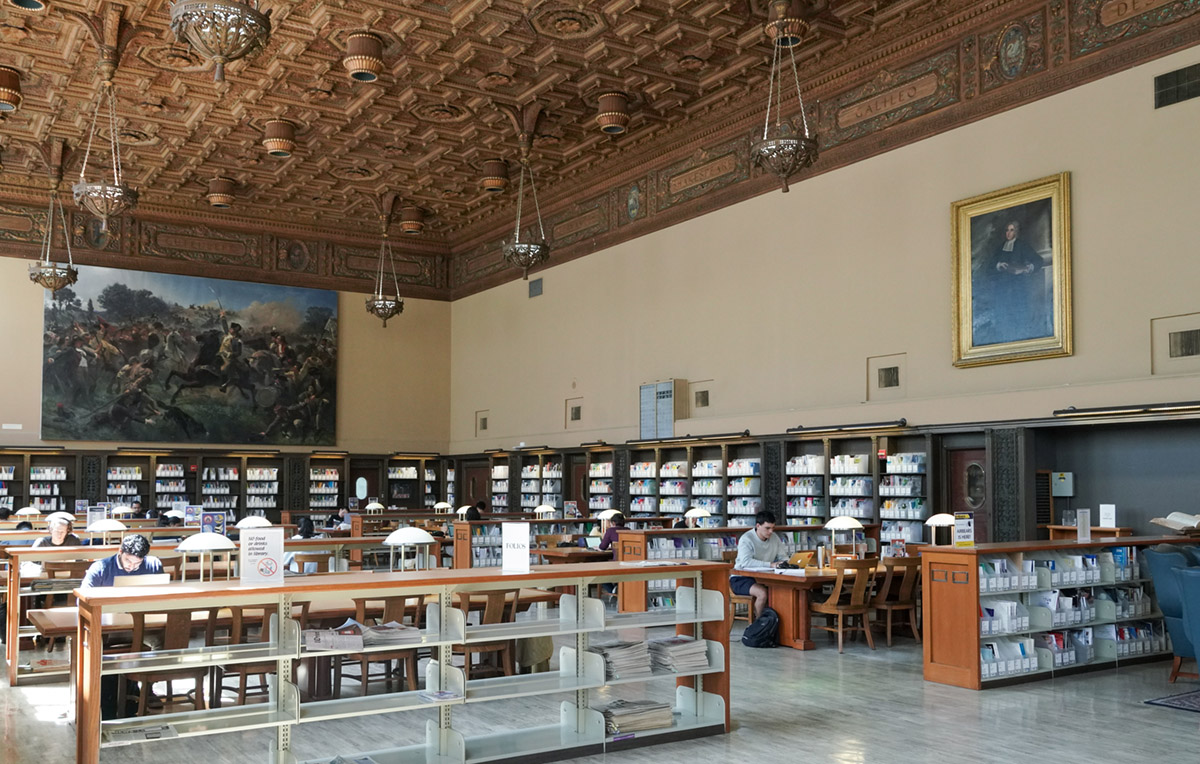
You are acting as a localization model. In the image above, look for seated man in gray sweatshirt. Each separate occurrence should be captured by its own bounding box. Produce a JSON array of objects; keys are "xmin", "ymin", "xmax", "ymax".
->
[{"xmin": 731, "ymin": 510, "xmax": 788, "ymax": 617}]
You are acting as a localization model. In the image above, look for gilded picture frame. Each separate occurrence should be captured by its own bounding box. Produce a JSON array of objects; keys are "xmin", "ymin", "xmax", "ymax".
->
[{"xmin": 952, "ymin": 172, "xmax": 1072, "ymax": 367}]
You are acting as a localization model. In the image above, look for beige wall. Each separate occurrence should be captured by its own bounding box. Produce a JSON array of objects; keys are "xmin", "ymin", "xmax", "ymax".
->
[
  {"xmin": 0, "ymin": 260, "xmax": 451, "ymax": 452},
  {"xmin": 448, "ymin": 47, "xmax": 1200, "ymax": 452}
]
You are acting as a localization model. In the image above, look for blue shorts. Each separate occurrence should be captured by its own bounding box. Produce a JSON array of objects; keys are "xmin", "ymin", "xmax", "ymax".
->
[{"xmin": 730, "ymin": 575, "xmax": 756, "ymax": 596}]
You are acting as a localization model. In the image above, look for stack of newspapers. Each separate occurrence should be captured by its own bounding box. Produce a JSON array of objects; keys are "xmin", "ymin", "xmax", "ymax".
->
[
  {"xmin": 588, "ymin": 641, "xmax": 653, "ymax": 680},
  {"xmin": 648, "ymin": 635, "xmax": 709, "ymax": 673},
  {"xmin": 601, "ymin": 699, "xmax": 673, "ymax": 734}
]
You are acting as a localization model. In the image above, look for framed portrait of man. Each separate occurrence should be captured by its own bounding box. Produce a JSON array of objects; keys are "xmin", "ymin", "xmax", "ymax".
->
[{"xmin": 951, "ymin": 172, "xmax": 1072, "ymax": 367}]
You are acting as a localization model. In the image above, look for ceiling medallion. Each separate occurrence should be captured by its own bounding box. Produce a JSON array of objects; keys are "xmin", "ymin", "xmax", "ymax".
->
[
  {"xmin": 750, "ymin": 0, "xmax": 819, "ymax": 193},
  {"xmin": 73, "ymin": 83, "xmax": 137, "ymax": 232},
  {"xmin": 678, "ymin": 55, "xmax": 706, "ymax": 72},
  {"xmin": 502, "ymin": 139, "xmax": 549, "ymax": 280},
  {"xmin": 366, "ymin": 194, "xmax": 404, "ymax": 327},
  {"xmin": 30, "ymin": 183, "xmax": 78, "ymax": 294},
  {"xmin": 138, "ymin": 44, "xmax": 205, "ymax": 72},
  {"xmin": 412, "ymin": 102, "xmax": 469, "ymax": 123},
  {"xmin": 532, "ymin": 5, "xmax": 605, "ymax": 40},
  {"xmin": 169, "ymin": 0, "xmax": 272, "ymax": 83},
  {"xmin": 330, "ymin": 165, "xmax": 380, "ymax": 181},
  {"xmin": 480, "ymin": 71, "xmax": 513, "ymax": 88}
]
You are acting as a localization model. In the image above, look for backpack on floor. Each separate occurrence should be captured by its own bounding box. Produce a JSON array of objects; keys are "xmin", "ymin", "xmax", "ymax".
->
[{"xmin": 741, "ymin": 606, "xmax": 779, "ymax": 648}]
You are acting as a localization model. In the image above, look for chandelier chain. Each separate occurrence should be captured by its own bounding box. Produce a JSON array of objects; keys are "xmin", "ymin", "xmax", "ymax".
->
[
  {"xmin": 762, "ymin": 41, "xmax": 779, "ymax": 140},
  {"xmin": 107, "ymin": 86, "xmax": 123, "ymax": 185},
  {"xmin": 787, "ymin": 41, "xmax": 810, "ymax": 137},
  {"xmin": 79, "ymin": 88, "xmax": 103, "ymax": 184},
  {"xmin": 528, "ymin": 161, "xmax": 546, "ymax": 242}
]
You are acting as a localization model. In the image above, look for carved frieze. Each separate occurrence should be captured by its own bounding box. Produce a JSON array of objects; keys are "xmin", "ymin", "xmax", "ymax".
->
[
  {"xmin": 1071, "ymin": 0, "xmax": 1200, "ymax": 56},
  {"xmin": 139, "ymin": 222, "xmax": 263, "ymax": 268}
]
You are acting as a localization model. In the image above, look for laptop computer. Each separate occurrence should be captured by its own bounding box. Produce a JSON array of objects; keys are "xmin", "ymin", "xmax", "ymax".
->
[
  {"xmin": 584, "ymin": 536, "xmax": 601, "ymax": 550},
  {"xmin": 789, "ymin": 551, "xmax": 816, "ymax": 568},
  {"xmin": 113, "ymin": 572, "xmax": 172, "ymax": 587}
]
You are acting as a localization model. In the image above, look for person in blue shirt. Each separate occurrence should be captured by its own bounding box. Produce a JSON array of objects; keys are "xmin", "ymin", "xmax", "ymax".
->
[{"xmin": 81, "ymin": 534, "xmax": 164, "ymax": 588}]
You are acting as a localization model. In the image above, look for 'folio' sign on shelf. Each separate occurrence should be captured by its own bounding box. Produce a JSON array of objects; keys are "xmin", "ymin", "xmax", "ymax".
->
[{"xmin": 501, "ymin": 522, "xmax": 531, "ymax": 574}]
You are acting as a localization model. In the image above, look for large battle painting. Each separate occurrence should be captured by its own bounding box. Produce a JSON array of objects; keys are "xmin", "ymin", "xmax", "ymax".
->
[{"xmin": 42, "ymin": 265, "xmax": 338, "ymax": 445}]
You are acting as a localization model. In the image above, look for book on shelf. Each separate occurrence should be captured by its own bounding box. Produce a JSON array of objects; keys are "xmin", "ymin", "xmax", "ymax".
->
[
  {"xmin": 1150, "ymin": 512, "xmax": 1200, "ymax": 533},
  {"xmin": 416, "ymin": 689, "xmax": 463, "ymax": 703},
  {"xmin": 619, "ymin": 559, "xmax": 687, "ymax": 567},
  {"xmin": 27, "ymin": 658, "xmax": 70, "ymax": 673}
]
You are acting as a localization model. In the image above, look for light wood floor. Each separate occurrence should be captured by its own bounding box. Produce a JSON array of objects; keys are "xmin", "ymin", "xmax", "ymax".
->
[{"xmin": 2, "ymin": 625, "xmax": 1197, "ymax": 764}]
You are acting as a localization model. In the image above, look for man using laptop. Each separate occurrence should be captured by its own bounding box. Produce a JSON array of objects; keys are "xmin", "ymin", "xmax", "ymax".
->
[
  {"xmin": 731, "ymin": 510, "xmax": 789, "ymax": 617},
  {"xmin": 82, "ymin": 534, "xmax": 165, "ymax": 588}
]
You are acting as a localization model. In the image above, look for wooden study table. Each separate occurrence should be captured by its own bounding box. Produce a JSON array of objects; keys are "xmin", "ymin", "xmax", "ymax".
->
[
  {"xmin": 535, "ymin": 547, "xmax": 613, "ymax": 564},
  {"xmin": 733, "ymin": 565, "xmax": 883, "ymax": 650}
]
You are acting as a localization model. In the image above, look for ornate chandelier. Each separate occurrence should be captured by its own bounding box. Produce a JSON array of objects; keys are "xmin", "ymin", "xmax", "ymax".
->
[
  {"xmin": 365, "ymin": 198, "xmax": 404, "ymax": 327},
  {"xmin": 170, "ymin": 0, "xmax": 272, "ymax": 83},
  {"xmin": 30, "ymin": 182, "xmax": 78, "ymax": 293},
  {"xmin": 73, "ymin": 82, "xmax": 137, "ymax": 232},
  {"xmin": 750, "ymin": 0, "xmax": 819, "ymax": 193},
  {"xmin": 502, "ymin": 140, "xmax": 549, "ymax": 279}
]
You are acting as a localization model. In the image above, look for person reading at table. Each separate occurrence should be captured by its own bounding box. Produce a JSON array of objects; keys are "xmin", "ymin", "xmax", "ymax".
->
[
  {"xmin": 81, "ymin": 534, "xmax": 164, "ymax": 588},
  {"xmin": 598, "ymin": 512, "xmax": 626, "ymax": 551},
  {"xmin": 731, "ymin": 510, "xmax": 788, "ymax": 616},
  {"xmin": 32, "ymin": 511, "xmax": 82, "ymax": 548}
]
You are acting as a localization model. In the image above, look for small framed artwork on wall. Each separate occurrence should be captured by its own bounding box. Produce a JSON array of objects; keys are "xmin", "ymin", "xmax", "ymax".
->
[{"xmin": 951, "ymin": 172, "xmax": 1072, "ymax": 367}]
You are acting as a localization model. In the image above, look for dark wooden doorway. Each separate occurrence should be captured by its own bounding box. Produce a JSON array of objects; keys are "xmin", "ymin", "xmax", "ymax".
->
[
  {"xmin": 567, "ymin": 454, "xmax": 586, "ymax": 515},
  {"xmin": 349, "ymin": 460, "xmax": 381, "ymax": 506},
  {"xmin": 946, "ymin": 448, "xmax": 989, "ymax": 543},
  {"xmin": 462, "ymin": 460, "xmax": 490, "ymax": 509}
]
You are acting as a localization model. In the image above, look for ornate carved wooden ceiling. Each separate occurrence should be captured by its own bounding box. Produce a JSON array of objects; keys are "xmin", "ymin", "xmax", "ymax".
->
[{"xmin": 0, "ymin": 0, "xmax": 1198, "ymax": 299}]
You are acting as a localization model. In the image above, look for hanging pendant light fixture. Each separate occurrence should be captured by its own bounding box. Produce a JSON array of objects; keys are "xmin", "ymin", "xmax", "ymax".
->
[
  {"xmin": 169, "ymin": 0, "xmax": 272, "ymax": 83},
  {"xmin": 502, "ymin": 135, "xmax": 549, "ymax": 280},
  {"xmin": 365, "ymin": 193, "xmax": 404, "ymax": 327},
  {"xmin": 73, "ymin": 82, "xmax": 138, "ymax": 232},
  {"xmin": 30, "ymin": 181, "xmax": 79, "ymax": 294},
  {"xmin": 750, "ymin": 0, "xmax": 819, "ymax": 193}
]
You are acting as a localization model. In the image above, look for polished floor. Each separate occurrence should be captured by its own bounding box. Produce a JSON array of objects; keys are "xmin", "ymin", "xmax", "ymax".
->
[{"xmin": 2, "ymin": 625, "xmax": 1198, "ymax": 764}]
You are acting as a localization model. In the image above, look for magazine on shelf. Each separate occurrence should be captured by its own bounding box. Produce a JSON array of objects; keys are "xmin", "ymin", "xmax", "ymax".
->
[
  {"xmin": 416, "ymin": 689, "xmax": 464, "ymax": 703},
  {"xmin": 104, "ymin": 725, "xmax": 178, "ymax": 746}
]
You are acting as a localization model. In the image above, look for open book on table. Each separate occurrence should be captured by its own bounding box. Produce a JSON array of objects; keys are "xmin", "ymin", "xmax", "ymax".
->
[{"xmin": 1150, "ymin": 512, "xmax": 1200, "ymax": 533}]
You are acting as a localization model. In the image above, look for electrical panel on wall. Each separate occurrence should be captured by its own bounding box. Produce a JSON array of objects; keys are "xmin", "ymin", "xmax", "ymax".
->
[
  {"xmin": 1051, "ymin": 472, "xmax": 1075, "ymax": 497},
  {"xmin": 639, "ymin": 379, "xmax": 688, "ymax": 439}
]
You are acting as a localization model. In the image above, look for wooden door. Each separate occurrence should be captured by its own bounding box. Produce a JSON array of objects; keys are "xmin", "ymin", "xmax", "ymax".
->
[
  {"xmin": 567, "ymin": 454, "xmax": 586, "ymax": 508},
  {"xmin": 349, "ymin": 464, "xmax": 379, "ymax": 505},
  {"xmin": 946, "ymin": 448, "xmax": 989, "ymax": 544},
  {"xmin": 462, "ymin": 462, "xmax": 489, "ymax": 509}
]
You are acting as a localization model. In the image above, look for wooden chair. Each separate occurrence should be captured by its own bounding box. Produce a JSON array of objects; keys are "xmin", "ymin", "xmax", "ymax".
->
[
  {"xmin": 870, "ymin": 556, "xmax": 922, "ymax": 646},
  {"xmin": 721, "ymin": 550, "xmax": 756, "ymax": 625},
  {"xmin": 293, "ymin": 552, "xmax": 331, "ymax": 573},
  {"xmin": 453, "ymin": 590, "xmax": 519, "ymax": 680},
  {"xmin": 810, "ymin": 558, "xmax": 876, "ymax": 653},
  {"xmin": 334, "ymin": 595, "xmax": 424, "ymax": 697},
  {"xmin": 40, "ymin": 561, "xmax": 93, "ymax": 649},
  {"xmin": 213, "ymin": 605, "xmax": 277, "ymax": 707},
  {"xmin": 124, "ymin": 608, "xmax": 215, "ymax": 715}
]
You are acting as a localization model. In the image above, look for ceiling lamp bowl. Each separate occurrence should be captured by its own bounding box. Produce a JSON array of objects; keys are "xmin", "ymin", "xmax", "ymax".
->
[
  {"xmin": 262, "ymin": 118, "xmax": 296, "ymax": 157},
  {"xmin": 72, "ymin": 181, "xmax": 138, "ymax": 231},
  {"xmin": 0, "ymin": 66, "xmax": 23, "ymax": 112},
  {"xmin": 766, "ymin": 0, "xmax": 811, "ymax": 48},
  {"xmin": 750, "ymin": 120, "xmax": 818, "ymax": 193},
  {"xmin": 595, "ymin": 91, "xmax": 630, "ymax": 135},
  {"xmin": 480, "ymin": 159, "xmax": 508, "ymax": 193},
  {"xmin": 206, "ymin": 176, "xmax": 236, "ymax": 208},
  {"xmin": 502, "ymin": 239, "xmax": 549, "ymax": 279},
  {"xmin": 29, "ymin": 262, "xmax": 78, "ymax": 293},
  {"xmin": 7, "ymin": 0, "xmax": 46, "ymax": 10},
  {"xmin": 365, "ymin": 294, "xmax": 403, "ymax": 326},
  {"xmin": 399, "ymin": 206, "xmax": 425, "ymax": 235},
  {"xmin": 30, "ymin": 186, "xmax": 78, "ymax": 294},
  {"xmin": 170, "ymin": 0, "xmax": 272, "ymax": 83},
  {"xmin": 344, "ymin": 32, "xmax": 384, "ymax": 82}
]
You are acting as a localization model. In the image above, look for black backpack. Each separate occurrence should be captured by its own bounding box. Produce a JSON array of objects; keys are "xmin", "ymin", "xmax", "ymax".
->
[{"xmin": 741, "ymin": 606, "xmax": 779, "ymax": 648}]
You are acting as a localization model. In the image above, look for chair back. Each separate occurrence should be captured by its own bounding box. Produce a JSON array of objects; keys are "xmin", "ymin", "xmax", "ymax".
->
[
  {"xmin": 721, "ymin": 549, "xmax": 737, "ymax": 563},
  {"xmin": 355, "ymin": 594, "xmax": 425, "ymax": 629},
  {"xmin": 293, "ymin": 553, "xmax": 331, "ymax": 573},
  {"xmin": 1145, "ymin": 548, "xmax": 1192, "ymax": 618},
  {"xmin": 818, "ymin": 558, "xmax": 876, "ymax": 608},
  {"xmin": 871, "ymin": 556, "xmax": 921, "ymax": 607},
  {"xmin": 459, "ymin": 589, "xmax": 520, "ymax": 626},
  {"xmin": 43, "ymin": 560, "xmax": 92, "ymax": 578},
  {"xmin": 158, "ymin": 554, "xmax": 183, "ymax": 580},
  {"xmin": 130, "ymin": 608, "xmax": 212, "ymax": 652},
  {"xmin": 1173, "ymin": 568, "xmax": 1200, "ymax": 646},
  {"xmin": 229, "ymin": 604, "xmax": 279, "ymax": 645}
]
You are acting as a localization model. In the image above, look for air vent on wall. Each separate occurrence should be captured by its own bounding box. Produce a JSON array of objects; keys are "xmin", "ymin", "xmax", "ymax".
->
[
  {"xmin": 1169, "ymin": 328, "xmax": 1200, "ymax": 358},
  {"xmin": 528, "ymin": 278, "xmax": 543, "ymax": 298},
  {"xmin": 1154, "ymin": 62, "xmax": 1200, "ymax": 108},
  {"xmin": 878, "ymin": 366, "xmax": 901, "ymax": 388},
  {"xmin": 1034, "ymin": 470, "xmax": 1052, "ymax": 525}
]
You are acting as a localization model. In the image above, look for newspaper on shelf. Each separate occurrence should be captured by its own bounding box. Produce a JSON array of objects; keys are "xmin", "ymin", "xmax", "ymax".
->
[
  {"xmin": 601, "ymin": 698, "xmax": 674, "ymax": 734},
  {"xmin": 303, "ymin": 618, "xmax": 422, "ymax": 652},
  {"xmin": 647, "ymin": 635, "xmax": 709, "ymax": 674},
  {"xmin": 588, "ymin": 640, "xmax": 653, "ymax": 680}
]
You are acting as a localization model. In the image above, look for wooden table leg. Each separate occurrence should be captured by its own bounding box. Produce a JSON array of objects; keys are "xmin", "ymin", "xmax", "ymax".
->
[
  {"xmin": 768, "ymin": 581, "xmax": 816, "ymax": 650},
  {"xmin": 76, "ymin": 604, "xmax": 102, "ymax": 764}
]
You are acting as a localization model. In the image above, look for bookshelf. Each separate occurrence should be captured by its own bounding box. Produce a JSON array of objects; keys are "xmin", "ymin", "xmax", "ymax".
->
[
  {"xmin": 658, "ymin": 446, "xmax": 689, "ymax": 518},
  {"xmin": 784, "ymin": 438, "xmax": 827, "ymax": 527},
  {"xmin": 73, "ymin": 561, "xmax": 731, "ymax": 764},
  {"xmin": 922, "ymin": 537, "xmax": 1186, "ymax": 689},
  {"xmin": 0, "ymin": 452, "xmax": 24, "ymax": 514},
  {"xmin": 308, "ymin": 455, "xmax": 345, "ymax": 513},
  {"xmin": 878, "ymin": 434, "xmax": 931, "ymax": 548},
  {"xmin": 584, "ymin": 448, "xmax": 615, "ymax": 514},
  {"xmin": 724, "ymin": 442, "xmax": 763, "ymax": 525},
  {"xmin": 628, "ymin": 447, "xmax": 658, "ymax": 516},
  {"xmin": 517, "ymin": 450, "xmax": 563, "ymax": 510},
  {"xmin": 387, "ymin": 456, "xmax": 421, "ymax": 506},
  {"xmin": 489, "ymin": 454, "xmax": 510, "ymax": 510},
  {"xmin": 198, "ymin": 455, "xmax": 240, "ymax": 513},
  {"xmin": 152, "ymin": 455, "xmax": 194, "ymax": 511},
  {"xmin": 828, "ymin": 437, "xmax": 875, "ymax": 523},
  {"xmin": 27, "ymin": 453, "xmax": 77, "ymax": 514},
  {"xmin": 103, "ymin": 454, "xmax": 149, "ymax": 508},
  {"xmin": 245, "ymin": 455, "xmax": 283, "ymax": 516}
]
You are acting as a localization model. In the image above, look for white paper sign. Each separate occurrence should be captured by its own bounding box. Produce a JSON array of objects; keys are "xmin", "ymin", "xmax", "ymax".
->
[
  {"xmin": 1076, "ymin": 509, "xmax": 1091, "ymax": 542},
  {"xmin": 1099, "ymin": 504, "xmax": 1116, "ymax": 527},
  {"xmin": 501, "ymin": 522, "xmax": 530, "ymax": 574},
  {"xmin": 240, "ymin": 527, "xmax": 285, "ymax": 584}
]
